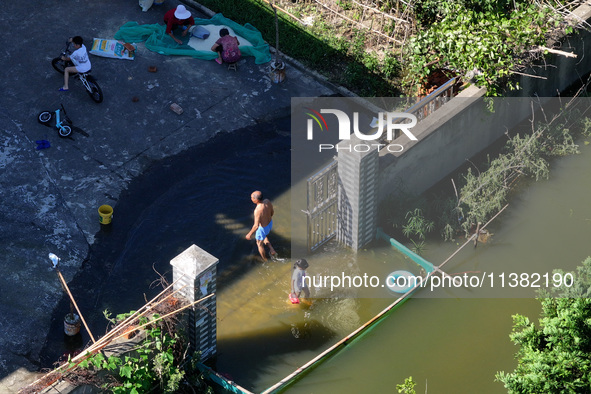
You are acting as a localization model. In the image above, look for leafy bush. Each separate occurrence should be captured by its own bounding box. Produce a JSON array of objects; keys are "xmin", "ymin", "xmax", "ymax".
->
[
  {"xmin": 404, "ymin": 0, "xmax": 563, "ymax": 95},
  {"xmin": 496, "ymin": 257, "xmax": 591, "ymax": 393},
  {"xmin": 74, "ymin": 312, "xmax": 212, "ymax": 393}
]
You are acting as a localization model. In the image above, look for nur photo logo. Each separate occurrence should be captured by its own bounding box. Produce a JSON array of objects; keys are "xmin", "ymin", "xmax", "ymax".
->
[{"xmin": 305, "ymin": 108, "xmax": 419, "ymax": 152}]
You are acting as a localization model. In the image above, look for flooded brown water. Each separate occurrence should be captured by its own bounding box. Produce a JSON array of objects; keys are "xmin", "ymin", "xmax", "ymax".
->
[
  {"xmin": 215, "ymin": 137, "xmax": 591, "ymax": 393},
  {"xmin": 40, "ymin": 113, "xmax": 590, "ymax": 393}
]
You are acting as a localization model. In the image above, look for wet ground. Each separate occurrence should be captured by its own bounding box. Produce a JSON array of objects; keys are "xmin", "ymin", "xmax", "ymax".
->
[
  {"xmin": 39, "ymin": 116, "xmax": 293, "ymax": 367},
  {"xmin": 0, "ymin": 0, "xmax": 335, "ymax": 390},
  {"xmin": 37, "ymin": 113, "xmax": 404, "ymax": 391}
]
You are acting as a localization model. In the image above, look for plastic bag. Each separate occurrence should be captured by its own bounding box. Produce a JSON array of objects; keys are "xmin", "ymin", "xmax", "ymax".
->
[
  {"xmin": 190, "ymin": 25, "xmax": 210, "ymax": 39},
  {"xmin": 139, "ymin": 0, "xmax": 154, "ymax": 12}
]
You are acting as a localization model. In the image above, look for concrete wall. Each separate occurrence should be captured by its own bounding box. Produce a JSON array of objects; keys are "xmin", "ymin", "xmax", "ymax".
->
[
  {"xmin": 377, "ymin": 94, "xmax": 541, "ymax": 197},
  {"xmin": 377, "ymin": 4, "xmax": 591, "ymax": 199}
]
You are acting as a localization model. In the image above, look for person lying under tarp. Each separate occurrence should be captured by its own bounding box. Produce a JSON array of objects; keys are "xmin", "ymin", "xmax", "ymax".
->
[{"xmin": 113, "ymin": 13, "xmax": 271, "ymax": 64}]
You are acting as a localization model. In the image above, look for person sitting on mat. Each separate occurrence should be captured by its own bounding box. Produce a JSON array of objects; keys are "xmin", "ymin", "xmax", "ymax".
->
[
  {"xmin": 164, "ymin": 5, "xmax": 195, "ymax": 44},
  {"xmin": 211, "ymin": 28, "xmax": 241, "ymax": 65}
]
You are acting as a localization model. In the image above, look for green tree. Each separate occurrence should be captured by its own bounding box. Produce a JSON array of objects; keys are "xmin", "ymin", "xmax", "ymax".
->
[{"xmin": 496, "ymin": 257, "xmax": 591, "ymax": 393}]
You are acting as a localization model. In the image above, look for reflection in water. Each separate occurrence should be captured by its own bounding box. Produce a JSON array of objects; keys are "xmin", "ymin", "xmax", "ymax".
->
[{"xmin": 214, "ymin": 236, "xmax": 423, "ymax": 390}]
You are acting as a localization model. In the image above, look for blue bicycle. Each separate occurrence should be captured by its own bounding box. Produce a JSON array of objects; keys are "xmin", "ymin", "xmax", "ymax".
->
[{"xmin": 38, "ymin": 104, "xmax": 73, "ymax": 137}]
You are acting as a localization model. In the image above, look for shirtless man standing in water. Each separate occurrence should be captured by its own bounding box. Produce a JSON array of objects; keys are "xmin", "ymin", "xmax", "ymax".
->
[{"xmin": 246, "ymin": 191, "xmax": 277, "ymax": 261}]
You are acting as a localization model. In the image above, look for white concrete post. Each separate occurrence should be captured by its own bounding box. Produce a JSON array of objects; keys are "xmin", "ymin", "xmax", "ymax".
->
[{"xmin": 170, "ymin": 244, "xmax": 218, "ymax": 361}]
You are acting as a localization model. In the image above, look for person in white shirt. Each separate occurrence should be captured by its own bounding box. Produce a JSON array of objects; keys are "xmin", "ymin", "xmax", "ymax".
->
[
  {"xmin": 60, "ymin": 36, "xmax": 91, "ymax": 91},
  {"xmin": 291, "ymin": 259, "xmax": 310, "ymax": 302}
]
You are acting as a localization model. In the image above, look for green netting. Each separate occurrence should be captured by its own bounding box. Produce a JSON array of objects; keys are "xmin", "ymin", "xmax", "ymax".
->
[{"xmin": 114, "ymin": 13, "xmax": 272, "ymax": 64}]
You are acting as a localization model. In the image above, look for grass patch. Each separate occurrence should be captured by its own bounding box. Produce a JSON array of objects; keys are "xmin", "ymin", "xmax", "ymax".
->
[{"xmin": 197, "ymin": 0, "xmax": 402, "ymax": 96}]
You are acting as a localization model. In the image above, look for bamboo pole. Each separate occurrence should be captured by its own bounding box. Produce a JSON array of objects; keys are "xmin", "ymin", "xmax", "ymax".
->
[
  {"xmin": 313, "ymin": 0, "xmax": 402, "ymax": 43},
  {"xmin": 109, "ymin": 293, "xmax": 215, "ymax": 343},
  {"xmin": 258, "ymin": 0, "xmax": 307, "ymax": 25},
  {"xmin": 21, "ymin": 276, "xmax": 187, "ymax": 392},
  {"xmin": 437, "ymin": 204, "xmax": 509, "ymax": 271},
  {"xmin": 351, "ymin": 0, "xmax": 410, "ymax": 23},
  {"xmin": 509, "ymin": 70, "xmax": 548, "ymax": 79},
  {"xmin": 94, "ymin": 279, "xmax": 188, "ymax": 347},
  {"xmin": 271, "ymin": 1, "xmax": 282, "ymax": 65},
  {"xmin": 80, "ymin": 280, "xmax": 188, "ymax": 353},
  {"xmin": 69, "ymin": 276, "xmax": 188, "ymax": 359},
  {"xmin": 532, "ymin": 46, "xmax": 577, "ymax": 58},
  {"xmin": 473, "ymin": 222, "xmax": 481, "ymax": 248},
  {"xmin": 56, "ymin": 269, "xmax": 95, "ymax": 343}
]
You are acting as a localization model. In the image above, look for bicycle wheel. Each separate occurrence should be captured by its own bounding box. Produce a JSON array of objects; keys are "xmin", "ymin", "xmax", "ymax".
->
[
  {"xmin": 58, "ymin": 125, "xmax": 72, "ymax": 138},
  {"xmin": 51, "ymin": 57, "xmax": 66, "ymax": 74},
  {"xmin": 85, "ymin": 76, "xmax": 103, "ymax": 103},
  {"xmin": 38, "ymin": 111, "xmax": 53, "ymax": 124}
]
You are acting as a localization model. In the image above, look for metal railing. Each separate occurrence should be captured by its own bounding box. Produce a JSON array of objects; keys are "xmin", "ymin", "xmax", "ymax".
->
[
  {"xmin": 406, "ymin": 77, "xmax": 457, "ymax": 122},
  {"xmin": 379, "ymin": 77, "xmax": 457, "ymax": 143}
]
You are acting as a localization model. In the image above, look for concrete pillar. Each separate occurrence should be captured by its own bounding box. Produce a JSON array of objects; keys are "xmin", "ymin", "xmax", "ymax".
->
[
  {"xmin": 336, "ymin": 136, "xmax": 379, "ymax": 250},
  {"xmin": 170, "ymin": 245, "xmax": 218, "ymax": 361}
]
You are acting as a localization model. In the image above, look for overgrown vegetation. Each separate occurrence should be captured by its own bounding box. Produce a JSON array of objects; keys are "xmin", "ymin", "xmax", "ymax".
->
[
  {"xmin": 69, "ymin": 310, "xmax": 212, "ymax": 393},
  {"xmin": 496, "ymin": 257, "xmax": 591, "ymax": 392},
  {"xmin": 397, "ymin": 376, "xmax": 418, "ymax": 393},
  {"xmin": 402, "ymin": 208, "xmax": 434, "ymax": 254},
  {"xmin": 404, "ymin": 0, "xmax": 575, "ymax": 95},
  {"xmin": 196, "ymin": 0, "xmax": 582, "ymax": 96},
  {"xmin": 379, "ymin": 101, "xmax": 591, "ymax": 245},
  {"xmin": 197, "ymin": 0, "xmax": 401, "ymax": 95},
  {"xmin": 452, "ymin": 103, "xmax": 591, "ymax": 236}
]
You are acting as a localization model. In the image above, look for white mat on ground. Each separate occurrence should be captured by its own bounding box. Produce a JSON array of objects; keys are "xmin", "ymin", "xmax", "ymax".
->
[{"xmin": 187, "ymin": 25, "xmax": 253, "ymax": 53}]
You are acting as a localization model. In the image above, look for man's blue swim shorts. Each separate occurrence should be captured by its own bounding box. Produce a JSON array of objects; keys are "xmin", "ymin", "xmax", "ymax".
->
[{"xmin": 255, "ymin": 220, "xmax": 273, "ymax": 241}]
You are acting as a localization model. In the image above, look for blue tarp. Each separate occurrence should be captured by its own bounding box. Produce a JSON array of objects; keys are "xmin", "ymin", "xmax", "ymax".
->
[{"xmin": 114, "ymin": 13, "xmax": 272, "ymax": 64}]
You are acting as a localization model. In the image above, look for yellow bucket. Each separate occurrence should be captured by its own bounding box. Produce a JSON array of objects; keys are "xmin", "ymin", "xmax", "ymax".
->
[{"xmin": 98, "ymin": 205, "xmax": 113, "ymax": 225}]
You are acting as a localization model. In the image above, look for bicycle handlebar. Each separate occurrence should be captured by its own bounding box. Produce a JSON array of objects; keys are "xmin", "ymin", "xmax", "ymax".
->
[{"xmin": 62, "ymin": 39, "xmax": 74, "ymax": 56}]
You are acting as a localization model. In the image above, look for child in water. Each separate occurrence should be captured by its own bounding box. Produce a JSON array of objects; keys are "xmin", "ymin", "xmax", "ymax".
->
[{"xmin": 290, "ymin": 259, "xmax": 310, "ymax": 303}]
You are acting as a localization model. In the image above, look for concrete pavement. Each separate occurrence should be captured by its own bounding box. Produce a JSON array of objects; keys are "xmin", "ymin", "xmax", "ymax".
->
[{"xmin": 0, "ymin": 0, "xmax": 334, "ymax": 391}]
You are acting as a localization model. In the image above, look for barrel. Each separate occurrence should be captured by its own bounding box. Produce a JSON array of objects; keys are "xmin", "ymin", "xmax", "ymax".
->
[{"xmin": 64, "ymin": 313, "xmax": 81, "ymax": 336}]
